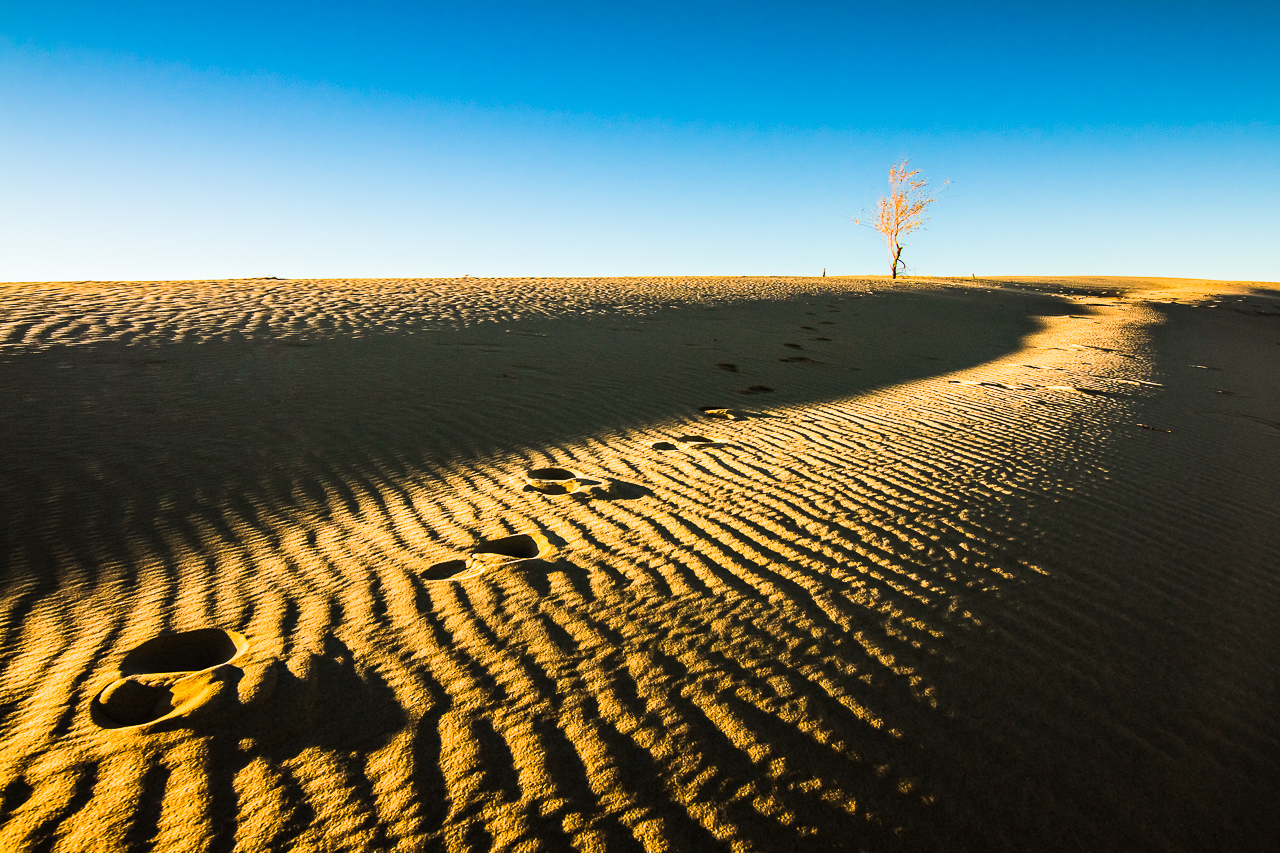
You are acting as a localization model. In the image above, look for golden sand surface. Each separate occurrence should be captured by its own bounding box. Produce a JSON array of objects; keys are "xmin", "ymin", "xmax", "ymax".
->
[{"xmin": 0, "ymin": 275, "xmax": 1277, "ymax": 851}]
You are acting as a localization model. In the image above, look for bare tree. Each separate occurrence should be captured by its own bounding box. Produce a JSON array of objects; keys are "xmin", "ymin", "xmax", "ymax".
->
[{"xmin": 856, "ymin": 159, "xmax": 943, "ymax": 279}]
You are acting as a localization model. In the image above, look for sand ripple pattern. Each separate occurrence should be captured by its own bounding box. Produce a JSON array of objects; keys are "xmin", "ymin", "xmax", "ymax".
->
[
  {"xmin": 0, "ymin": 277, "xmax": 903, "ymax": 351},
  {"xmin": 2, "ymin": 279, "xmax": 1278, "ymax": 851}
]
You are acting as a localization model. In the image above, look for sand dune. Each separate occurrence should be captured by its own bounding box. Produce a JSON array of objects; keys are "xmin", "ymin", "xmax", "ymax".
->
[{"xmin": 1, "ymin": 276, "xmax": 1277, "ymax": 851}]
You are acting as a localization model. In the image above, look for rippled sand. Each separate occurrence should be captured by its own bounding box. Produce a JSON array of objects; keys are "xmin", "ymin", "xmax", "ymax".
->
[{"xmin": 1, "ymin": 275, "xmax": 1277, "ymax": 851}]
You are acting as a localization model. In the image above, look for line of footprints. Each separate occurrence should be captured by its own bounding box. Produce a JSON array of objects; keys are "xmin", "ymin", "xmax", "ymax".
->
[
  {"xmin": 89, "ymin": 307, "xmax": 846, "ymax": 732},
  {"xmin": 86, "ymin": 304, "xmax": 1162, "ymax": 733},
  {"xmin": 88, "ymin": 405, "xmax": 748, "ymax": 733},
  {"xmin": 85, "ymin": 281, "xmax": 855, "ymax": 730}
]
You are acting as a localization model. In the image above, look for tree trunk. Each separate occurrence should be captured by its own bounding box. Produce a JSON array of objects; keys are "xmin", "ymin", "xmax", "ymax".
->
[{"xmin": 891, "ymin": 243, "xmax": 903, "ymax": 279}]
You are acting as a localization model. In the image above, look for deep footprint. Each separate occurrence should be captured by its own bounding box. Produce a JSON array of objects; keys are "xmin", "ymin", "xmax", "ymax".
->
[
  {"xmin": 119, "ymin": 628, "xmax": 248, "ymax": 676},
  {"xmin": 94, "ymin": 672, "xmax": 224, "ymax": 730},
  {"xmin": 92, "ymin": 628, "xmax": 250, "ymax": 731},
  {"xmin": 522, "ymin": 466, "xmax": 585, "ymax": 494},
  {"xmin": 471, "ymin": 532, "xmax": 551, "ymax": 562},
  {"xmin": 422, "ymin": 559, "xmax": 474, "ymax": 581}
]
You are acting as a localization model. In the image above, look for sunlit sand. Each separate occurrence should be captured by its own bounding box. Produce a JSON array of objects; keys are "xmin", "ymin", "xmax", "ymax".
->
[{"xmin": 1, "ymin": 275, "xmax": 1277, "ymax": 850}]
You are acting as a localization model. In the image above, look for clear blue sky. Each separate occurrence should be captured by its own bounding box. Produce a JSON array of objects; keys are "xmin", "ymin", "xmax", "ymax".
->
[{"xmin": 2, "ymin": 1, "xmax": 1277, "ymax": 280}]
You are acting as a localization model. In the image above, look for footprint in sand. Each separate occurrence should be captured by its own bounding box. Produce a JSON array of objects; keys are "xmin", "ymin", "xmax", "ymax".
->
[
  {"xmin": 649, "ymin": 434, "xmax": 729, "ymax": 452},
  {"xmin": 467, "ymin": 532, "xmax": 555, "ymax": 574},
  {"xmin": 715, "ymin": 362, "xmax": 740, "ymax": 372},
  {"xmin": 423, "ymin": 532, "xmax": 554, "ymax": 582},
  {"xmin": 737, "ymin": 385, "xmax": 774, "ymax": 395},
  {"xmin": 91, "ymin": 628, "xmax": 255, "ymax": 731},
  {"xmin": 422, "ymin": 558, "xmax": 473, "ymax": 581},
  {"xmin": 675, "ymin": 434, "xmax": 728, "ymax": 449},
  {"xmin": 699, "ymin": 406, "xmax": 748, "ymax": 420},
  {"xmin": 522, "ymin": 466, "xmax": 589, "ymax": 494},
  {"xmin": 1073, "ymin": 386, "xmax": 1128, "ymax": 398},
  {"xmin": 521, "ymin": 466, "xmax": 617, "ymax": 498}
]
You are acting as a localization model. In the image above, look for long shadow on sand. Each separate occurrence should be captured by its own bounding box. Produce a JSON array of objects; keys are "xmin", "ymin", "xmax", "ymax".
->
[{"xmin": 0, "ymin": 286, "xmax": 1076, "ymax": 580}]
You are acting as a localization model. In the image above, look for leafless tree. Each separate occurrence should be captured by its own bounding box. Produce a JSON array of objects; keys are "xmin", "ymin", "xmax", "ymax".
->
[{"xmin": 856, "ymin": 159, "xmax": 944, "ymax": 279}]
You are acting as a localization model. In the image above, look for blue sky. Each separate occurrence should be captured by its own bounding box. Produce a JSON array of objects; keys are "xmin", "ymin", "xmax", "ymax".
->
[{"xmin": 2, "ymin": 1, "xmax": 1277, "ymax": 280}]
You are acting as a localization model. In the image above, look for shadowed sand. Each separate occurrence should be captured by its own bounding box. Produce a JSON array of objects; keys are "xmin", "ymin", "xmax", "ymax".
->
[{"xmin": 1, "ymin": 275, "xmax": 1278, "ymax": 851}]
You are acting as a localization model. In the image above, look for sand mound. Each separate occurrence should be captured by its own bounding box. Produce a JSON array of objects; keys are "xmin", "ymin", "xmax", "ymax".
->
[{"xmin": 1, "ymin": 276, "xmax": 1278, "ymax": 851}]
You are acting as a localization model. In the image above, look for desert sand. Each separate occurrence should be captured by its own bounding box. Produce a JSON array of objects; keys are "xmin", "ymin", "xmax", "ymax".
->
[{"xmin": 0, "ymin": 274, "xmax": 1278, "ymax": 851}]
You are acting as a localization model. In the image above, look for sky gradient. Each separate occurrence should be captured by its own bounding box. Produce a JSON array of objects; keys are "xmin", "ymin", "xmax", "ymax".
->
[{"xmin": 2, "ymin": 1, "xmax": 1277, "ymax": 280}]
